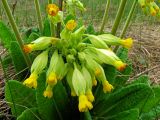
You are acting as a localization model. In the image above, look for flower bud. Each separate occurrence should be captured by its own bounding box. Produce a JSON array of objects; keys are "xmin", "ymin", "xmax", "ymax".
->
[
  {"xmin": 46, "ymin": 50, "xmax": 59, "ymax": 85},
  {"xmin": 72, "ymin": 64, "xmax": 86, "ymax": 96},
  {"xmin": 95, "ymin": 49, "xmax": 126, "ymax": 71},
  {"xmin": 81, "ymin": 66, "xmax": 92, "ymax": 90},
  {"xmin": 98, "ymin": 34, "xmax": 133, "ymax": 49},
  {"xmin": 86, "ymin": 34, "xmax": 109, "ymax": 49},
  {"xmin": 23, "ymin": 37, "xmax": 58, "ymax": 53},
  {"xmin": 66, "ymin": 67, "xmax": 76, "ymax": 96},
  {"xmin": 31, "ymin": 50, "xmax": 48, "ymax": 74}
]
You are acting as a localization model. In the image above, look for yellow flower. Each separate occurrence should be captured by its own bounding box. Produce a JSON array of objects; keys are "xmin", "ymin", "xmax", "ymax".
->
[
  {"xmin": 66, "ymin": 20, "xmax": 77, "ymax": 31},
  {"xmin": 23, "ymin": 44, "xmax": 34, "ymax": 53},
  {"xmin": 78, "ymin": 94, "xmax": 93, "ymax": 112},
  {"xmin": 102, "ymin": 80, "xmax": 114, "ymax": 93},
  {"xmin": 86, "ymin": 90, "xmax": 95, "ymax": 102},
  {"xmin": 47, "ymin": 72, "xmax": 57, "ymax": 86},
  {"xmin": 47, "ymin": 4, "xmax": 59, "ymax": 16},
  {"xmin": 23, "ymin": 73, "xmax": 38, "ymax": 88},
  {"xmin": 114, "ymin": 61, "xmax": 126, "ymax": 71},
  {"xmin": 121, "ymin": 38, "xmax": 133, "ymax": 49},
  {"xmin": 43, "ymin": 85, "xmax": 53, "ymax": 98}
]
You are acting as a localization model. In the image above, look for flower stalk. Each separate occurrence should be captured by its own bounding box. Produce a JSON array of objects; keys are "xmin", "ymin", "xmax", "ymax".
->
[
  {"xmin": 1, "ymin": 0, "xmax": 31, "ymax": 67},
  {"xmin": 114, "ymin": 0, "xmax": 136, "ymax": 52},
  {"xmin": 100, "ymin": 0, "xmax": 111, "ymax": 33},
  {"xmin": 120, "ymin": 0, "xmax": 137, "ymax": 38},
  {"xmin": 57, "ymin": 0, "xmax": 63, "ymax": 38},
  {"xmin": 84, "ymin": 111, "xmax": 92, "ymax": 120},
  {"xmin": 111, "ymin": 0, "xmax": 127, "ymax": 35},
  {"xmin": 34, "ymin": 0, "xmax": 43, "ymax": 34}
]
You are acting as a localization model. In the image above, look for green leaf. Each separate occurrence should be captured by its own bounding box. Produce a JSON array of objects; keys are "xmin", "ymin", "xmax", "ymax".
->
[
  {"xmin": 141, "ymin": 86, "xmax": 160, "ymax": 113},
  {"xmin": 0, "ymin": 21, "xmax": 16, "ymax": 49},
  {"xmin": 43, "ymin": 18, "xmax": 51, "ymax": 36},
  {"xmin": 17, "ymin": 108, "xmax": 40, "ymax": 120},
  {"xmin": 5, "ymin": 80, "xmax": 37, "ymax": 117},
  {"xmin": 116, "ymin": 47, "xmax": 128, "ymax": 62},
  {"xmin": 93, "ymin": 83, "xmax": 153, "ymax": 117},
  {"xmin": 36, "ymin": 73, "xmax": 71, "ymax": 120},
  {"xmin": 9, "ymin": 41, "xmax": 27, "ymax": 80},
  {"xmin": 141, "ymin": 104, "xmax": 160, "ymax": 120},
  {"xmin": 106, "ymin": 109, "xmax": 139, "ymax": 120},
  {"xmin": 132, "ymin": 75, "xmax": 150, "ymax": 84}
]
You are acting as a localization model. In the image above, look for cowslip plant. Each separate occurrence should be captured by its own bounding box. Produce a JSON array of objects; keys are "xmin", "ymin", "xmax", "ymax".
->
[{"xmin": 1, "ymin": 0, "xmax": 160, "ymax": 120}]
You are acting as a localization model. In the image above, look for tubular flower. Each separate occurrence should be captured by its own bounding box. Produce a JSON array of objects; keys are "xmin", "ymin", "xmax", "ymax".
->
[
  {"xmin": 97, "ymin": 34, "xmax": 133, "ymax": 49},
  {"xmin": 102, "ymin": 80, "xmax": 114, "ymax": 93},
  {"xmin": 78, "ymin": 94, "xmax": 93, "ymax": 112},
  {"xmin": 23, "ymin": 37, "xmax": 57, "ymax": 53},
  {"xmin": 95, "ymin": 48, "xmax": 126, "ymax": 71},
  {"xmin": 121, "ymin": 38, "xmax": 133, "ymax": 49},
  {"xmin": 23, "ymin": 44, "xmax": 34, "ymax": 53},
  {"xmin": 114, "ymin": 61, "xmax": 127, "ymax": 71},
  {"xmin": 43, "ymin": 85, "xmax": 53, "ymax": 98},
  {"xmin": 66, "ymin": 20, "xmax": 77, "ymax": 31},
  {"xmin": 23, "ymin": 73, "xmax": 38, "ymax": 88},
  {"xmin": 47, "ymin": 72, "xmax": 57, "ymax": 86},
  {"xmin": 47, "ymin": 4, "xmax": 59, "ymax": 16},
  {"xmin": 86, "ymin": 90, "xmax": 94, "ymax": 102}
]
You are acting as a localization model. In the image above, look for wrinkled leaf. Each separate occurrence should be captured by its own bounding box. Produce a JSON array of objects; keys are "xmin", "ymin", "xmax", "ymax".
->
[{"xmin": 5, "ymin": 80, "xmax": 37, "ymax": 117}]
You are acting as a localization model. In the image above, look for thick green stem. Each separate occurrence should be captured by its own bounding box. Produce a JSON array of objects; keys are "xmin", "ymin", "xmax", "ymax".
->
[
  {"xmin": 120, "ymin": 0, "xmax": 137, "ymax": 38},
  {"xmin": 57, "ymin": 0, "xmax": 63, "ymax": 38},
  {"xmin": 111, "ymin": 0, "xmax": 127, "ymax": 35},
  {"xmin": 34, "ymin": 0, "xmax": 43, "ymax": 34},
  {"xmin": 1, "ymin": 0, "xmax": 31, "ymax": 67},
  {"xmin": 114, "ymin": 0, "xmax": 137, "ymax": 52},
  {"xmin": 100, "ymin": 0, "xmax": 111, "ymax": 33},
  {"xmin": 84, "ymin": 111, "xmax": 92, "ymax": 120}
]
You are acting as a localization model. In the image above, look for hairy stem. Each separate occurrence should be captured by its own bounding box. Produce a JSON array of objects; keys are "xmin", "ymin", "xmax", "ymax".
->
[
  {"xmin": 34, "ymin": 0, "xmax": 43, "ymax": 34},
  {"xmin": 1, "ymin": 0, "xmax": 31, "ymax": 67},
  {"xmin": 111, "ymin": 0, "xmax": 127, "ymax": 35},
  {"xmin": 100, "ymin": 0, "xmax": 111, "ymax": 33},
  {"xmin": 120, "ymin": 0, "xmax": 137, "ymax": 38}
]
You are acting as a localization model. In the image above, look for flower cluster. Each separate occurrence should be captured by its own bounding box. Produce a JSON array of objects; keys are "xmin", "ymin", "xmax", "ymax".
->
[
  {"xmin": 138, "ymin": 0, "xmax": 160, "ymax": 16},
  {"xmin": 23, "ymin": 4, "xmax": 133, "ymax": 112}
]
